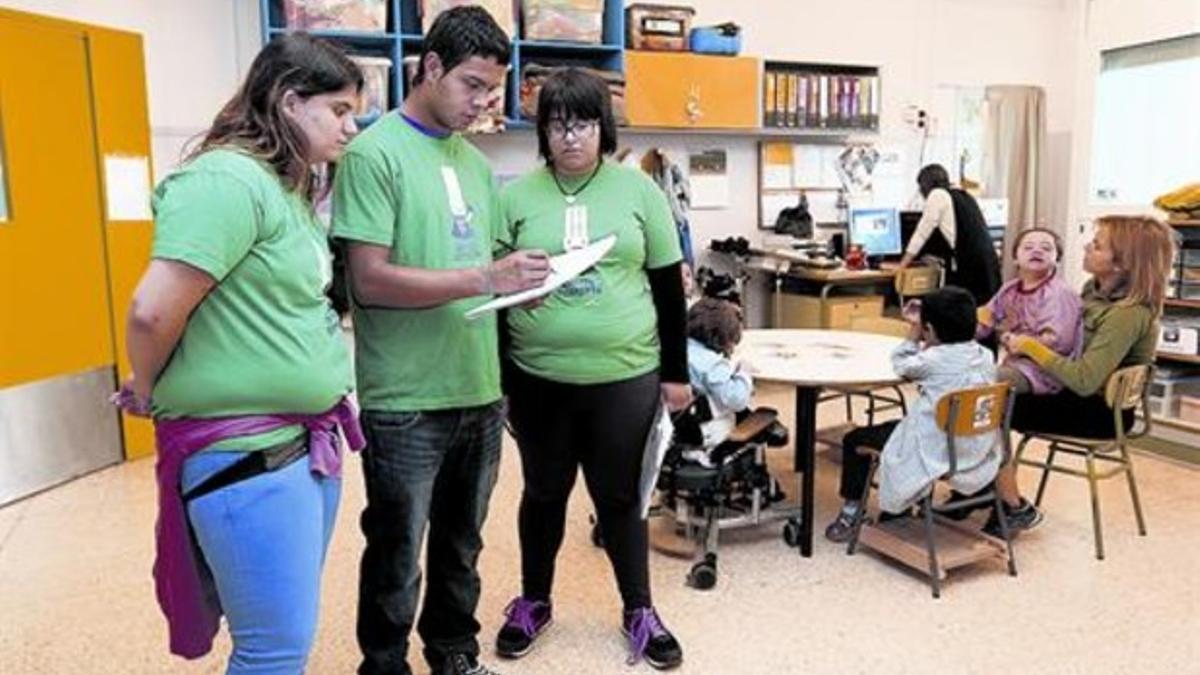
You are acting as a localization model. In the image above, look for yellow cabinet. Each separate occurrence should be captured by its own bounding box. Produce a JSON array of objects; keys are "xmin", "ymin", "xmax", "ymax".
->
[{"xmin": 624, "ymin": 51, "xmax": 759, "ymax": 129}]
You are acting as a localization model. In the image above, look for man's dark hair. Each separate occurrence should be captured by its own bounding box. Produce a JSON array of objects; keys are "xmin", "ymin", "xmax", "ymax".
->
[
  {"xmin": 536, "ymin": 68, "xmax": 618, "ymax": 163},
  {"xmin": 920, "ymin": 286, "xmax": 978, "ymax": 344},
  {"xmin": 916, "ymin": 163, "xmax": 951, "ymax": 198},
  {"xmin": 414, "ymin": 6, "xmax": 511, "ymax": 86}
]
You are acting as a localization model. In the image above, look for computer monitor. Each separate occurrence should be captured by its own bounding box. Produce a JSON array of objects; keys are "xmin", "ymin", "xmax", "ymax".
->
[
  {"xmin": 900, "ymin": 210, "xmax": 922, "ymax": 251},
  {"xmin": 848, "ymin": 208, "xmax": 902, "ymax": 257}
]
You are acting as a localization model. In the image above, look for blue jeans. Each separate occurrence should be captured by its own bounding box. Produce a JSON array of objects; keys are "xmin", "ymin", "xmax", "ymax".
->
[
  {"xmin": 356, "ymin": 402, "xmax": 504, "ymax": 675},
  {"xmin": 182, "ymin": 449, "xmax": 340, "ymax": 675}
]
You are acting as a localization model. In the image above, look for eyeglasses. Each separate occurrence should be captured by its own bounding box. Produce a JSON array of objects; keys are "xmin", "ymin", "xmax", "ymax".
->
[{"xmin": 547, "ymin": 119, "xmax": 598, "ymax": 140}]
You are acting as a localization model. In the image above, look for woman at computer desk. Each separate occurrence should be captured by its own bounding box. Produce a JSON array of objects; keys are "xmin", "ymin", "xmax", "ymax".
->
[{"xmin": 896, "ymin": 163, "xmax": 1002, "ymax": 306}]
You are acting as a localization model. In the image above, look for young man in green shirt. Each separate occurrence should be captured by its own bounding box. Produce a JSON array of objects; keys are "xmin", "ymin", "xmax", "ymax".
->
[{"xmin": 331, "ymin": 8, "xmax": 549, "ymax": 675}]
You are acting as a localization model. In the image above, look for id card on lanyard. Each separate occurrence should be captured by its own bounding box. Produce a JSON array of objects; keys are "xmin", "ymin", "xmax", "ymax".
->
[{"xmin": 563, "ymin": 204, "xmax": 589, "ymax": 252}]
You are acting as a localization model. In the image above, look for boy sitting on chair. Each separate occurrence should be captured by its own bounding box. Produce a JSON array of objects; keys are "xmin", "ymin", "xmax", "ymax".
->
[{"xmin": 825, "ymin": 287, "xmax": 1001, "ymax": 543}]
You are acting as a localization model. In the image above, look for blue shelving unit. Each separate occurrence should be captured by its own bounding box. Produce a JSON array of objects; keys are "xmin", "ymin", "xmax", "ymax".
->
[{"xmin": 258, "ymin": 0, "xmax": 625, "ymax": 130}]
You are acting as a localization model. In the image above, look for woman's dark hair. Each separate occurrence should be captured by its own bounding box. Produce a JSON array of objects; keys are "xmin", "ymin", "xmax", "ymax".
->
[
  {"xmin": 189, "ymin": 33, "xmax": 362, "ymax": 196},
  {"xmin": 916, "ymin": 163, "xmax": 951, "ymax": 198},
  {"xmin": 1011, "ymin": 226, "xmax": 1064, "ymax": 261},
  {"xmin": 920, "ymin": 286, "xmax": 978, "ymax": 344},
  {"xmin": 687, "ymin": 298, "xmax": 743, "ymax": 356},
  {"xmin": 415, "ymin": 6, "xmax": 511, "ymax": 86},
  {"xmin": 536, "ymin": 68, "xmax": 618, "ymax": 164}
]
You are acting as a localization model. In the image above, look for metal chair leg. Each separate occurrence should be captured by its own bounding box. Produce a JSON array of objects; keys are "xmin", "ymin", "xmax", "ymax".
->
[
  {"xmin": 993, "ymin": 489, "xmax": 1017, "ymax": 577},
  {"xmin": 1119, "ymin": 443, "xmax": 1148, "ymax": 536},
  {"xmin": 844, "ymin": 394, "xmax": 853, "ymax": 423},
  {"xmin": 866, "ymin": 392, "xmax": 876, "ymax": 427},
  {"xmin": 893, "ymin": 386, "xmax": 907, "ymax": 416},
  {"xmin": 1085, "ymin": 451, "xmax": 1105, "ymax": 561},
  {"xmin": 847, "ymin": 457, "xmax": 879, "ymax": 556},
  {"xmin": 1034, "ymin": 442, "xmax": 1058, "ymax": 507},
  {"xmin": 922, "ymin": 494, "xmax": 941, "ymax": 598}
]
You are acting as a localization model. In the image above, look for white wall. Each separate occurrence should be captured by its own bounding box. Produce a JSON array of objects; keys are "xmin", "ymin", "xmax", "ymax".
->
[
  {"xmin": 0, "ymin": 0, "xmax": 262, "ymax": 179},
  {"xmin": 4, "ymin": 0, "xmax": 1078, "ymax": 245},
  {"xmin": 1059, "ymin": 0, "xmax": 1200, "ymax": 286},
  {"xmin": 479, "ymin": 0, "xmax": 1078, "ymax": 263}
]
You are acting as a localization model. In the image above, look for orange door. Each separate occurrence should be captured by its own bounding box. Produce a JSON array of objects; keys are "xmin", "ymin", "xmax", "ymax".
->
[
  {"xmin": 0, "ymin": 17, "xmax": 114, "ymax": 387},
  {"xmin": 625, "ymin": 51, "xmax": 759, "ymax": 129}
]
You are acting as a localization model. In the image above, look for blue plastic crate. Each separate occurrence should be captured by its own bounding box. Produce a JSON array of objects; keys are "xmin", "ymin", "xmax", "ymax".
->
[{"xmin": 689, "ymin": 26, "xmax": 741, "ymax": 55}]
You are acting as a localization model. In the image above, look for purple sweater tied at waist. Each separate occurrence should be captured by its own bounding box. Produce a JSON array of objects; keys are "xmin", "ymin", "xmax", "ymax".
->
[{"xmin": 152, "ymin": 397, "xmax": 365, "ymax": 659}]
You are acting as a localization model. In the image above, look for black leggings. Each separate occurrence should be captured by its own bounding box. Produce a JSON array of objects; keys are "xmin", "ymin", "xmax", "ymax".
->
[
  {"xmin": 839, "ymin": 421, "xmax": 899, "ymax": 502},
  {"xmin": 1011, "ymin": 390, "xmax": 1133, "ymax": 439},
  {"xmin": 506, "ymin": 366, "xmax": 660, "ymax": 611}
]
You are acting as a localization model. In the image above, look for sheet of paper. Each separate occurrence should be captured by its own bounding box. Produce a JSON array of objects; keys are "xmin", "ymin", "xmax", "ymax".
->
[
  {"xmin": 104, "ymin": 155, "xmax": 152, "ymax": 221},
  {"xmin": 465, "ymin": 234, "xmax": 617, "ymax": 320},
  {"xmin": 690, "ymin": 149, "xmax": 729, "ymax": 209}
]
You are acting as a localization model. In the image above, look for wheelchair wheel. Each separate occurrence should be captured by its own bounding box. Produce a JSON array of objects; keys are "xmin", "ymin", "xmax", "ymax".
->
[
  {"xmin": 782, "ymin": 518, "xmax": 802, "ymax": 548},
  {"xmin": 687, "ymin": 556, "xmax": 718, "ymax": 590}
]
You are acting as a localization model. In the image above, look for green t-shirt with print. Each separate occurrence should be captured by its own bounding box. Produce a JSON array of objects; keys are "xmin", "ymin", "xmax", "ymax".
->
[
  {"xmin": 501, "ymin": 161, "xmax": 682, "ymax": 385},
  {"xmin": 150, "ymin": 149, "xmax": 354, "ymax": 449},
  {"xmin": 331, "ymin": 113, "xmax": 502, "ymax": 412}
]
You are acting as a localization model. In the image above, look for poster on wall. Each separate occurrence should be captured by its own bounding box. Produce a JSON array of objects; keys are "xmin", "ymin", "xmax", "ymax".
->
[
  {"xmin": 104, "ymin": 156, "xmax": 152, "ymax": 221},
  {"xmin": 688, "ymin": 149, "xmax": 729, "ymax": 209}
]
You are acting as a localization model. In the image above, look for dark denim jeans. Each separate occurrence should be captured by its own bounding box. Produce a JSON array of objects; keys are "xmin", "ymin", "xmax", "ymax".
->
[{"xmin": 356, "ymin": 402, "xmax": 504, "ymax": 675}]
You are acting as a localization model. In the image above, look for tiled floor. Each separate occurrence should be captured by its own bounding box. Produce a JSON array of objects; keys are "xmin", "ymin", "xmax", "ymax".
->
[{"xmin": 2, "ymin": 384, "xmax": 1198, "ymax": 674}]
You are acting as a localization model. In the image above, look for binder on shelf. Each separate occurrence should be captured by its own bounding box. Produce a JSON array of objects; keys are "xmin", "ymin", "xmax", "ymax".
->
[{"xmin": 764, "ymin": 71, "xmax": 777, "ymax": 127}]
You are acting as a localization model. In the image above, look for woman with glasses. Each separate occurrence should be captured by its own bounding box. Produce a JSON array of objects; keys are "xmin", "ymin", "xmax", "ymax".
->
[{"xmin": 493, "ymin": 68, "xmax": 689, "ymax": 670}]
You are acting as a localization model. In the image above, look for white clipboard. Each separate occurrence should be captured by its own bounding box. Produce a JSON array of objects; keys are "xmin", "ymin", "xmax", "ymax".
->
[{"xmin": 464, "ymin": 234, "xmax": 617, "ymax": 320}]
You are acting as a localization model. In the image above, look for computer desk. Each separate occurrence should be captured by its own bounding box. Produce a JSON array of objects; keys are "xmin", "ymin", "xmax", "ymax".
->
[{"xmin": 747, "ymin": 248, "xmax": 899, "ymax": 328}]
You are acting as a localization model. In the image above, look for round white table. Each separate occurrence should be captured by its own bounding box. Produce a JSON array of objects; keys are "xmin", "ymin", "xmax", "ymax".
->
[{"xmin": 737, "ymin": 329, "xmax": 905, "ymax": 556}]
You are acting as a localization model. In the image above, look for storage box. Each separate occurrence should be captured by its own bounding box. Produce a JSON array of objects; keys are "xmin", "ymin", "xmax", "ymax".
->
[
  {"xmin": 626, "ymin": 4, "xmax": 694, "ymax": 51},
  {"xmin": 1180, "ymin": 283, "xmax": 1200, "ymax": 300},
  {"xmin": 523, "ymin": 0, "xmax": 604, "ymax": 43},
  {"xmin": 349, "ymin": 55, "xmax": 391, "ymax": 118},
  {"xmin": 1148, "ymin": 367, "xmax": 1200, "ymax": 418},
  {"xmin": 689, "ymin": 25, "xmax": 742, "ymax": 56},
  {"xmin": 1159, "ymin": 322, "xmax": 1200, "ymax": 356},
  {"xmin": 519, "ymin": 63, "xmax": 627, "ymax": 124},
  {"xmin": 1182, "ymin": 248, "xmax": 1200, "ymax": 266},
  {"xmin": 283, "ymin": 0, "xmax": 387, "ymax": 32},
  {"xmin": 1180, "ymin": 395, "xmax": 1200, "ymax": 423},
  {"xmin": 421, "ymin": 0, "xmax": 515, "ymax": 37}
]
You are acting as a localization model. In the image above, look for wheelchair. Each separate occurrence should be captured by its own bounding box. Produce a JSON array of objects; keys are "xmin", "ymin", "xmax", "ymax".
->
[{"xmin": 590, "ymin": 396, "xmax": 791, "ymax": 590}]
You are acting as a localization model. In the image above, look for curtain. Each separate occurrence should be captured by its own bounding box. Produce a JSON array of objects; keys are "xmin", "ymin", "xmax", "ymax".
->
[{"xmin": 982, "ymin": 85, "xmax": 1046, "ymax": 280}]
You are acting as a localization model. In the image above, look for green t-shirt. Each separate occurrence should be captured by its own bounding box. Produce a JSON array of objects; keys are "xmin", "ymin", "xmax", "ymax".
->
[
  {"xmin": 501, "ymin": 161, "xmax": 682, "ymax": 385},
  {"xmin": 331, "ymin": 113, "xmax": 502, "ymax": 411},
  {"xmin": 150, "ymin": 149, "xmax": 354, "ymax": 449}
]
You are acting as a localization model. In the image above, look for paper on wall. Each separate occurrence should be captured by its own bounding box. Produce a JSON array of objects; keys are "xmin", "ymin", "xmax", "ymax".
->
[{"xmin": 104, "ymin": 156, "xmax": 152, "ymax": 221}]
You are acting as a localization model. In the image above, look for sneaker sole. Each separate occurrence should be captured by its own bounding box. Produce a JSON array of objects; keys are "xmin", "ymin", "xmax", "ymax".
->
[{"xmin": 495, "ymin": 619, "xmax": 552, "ymax": 660}]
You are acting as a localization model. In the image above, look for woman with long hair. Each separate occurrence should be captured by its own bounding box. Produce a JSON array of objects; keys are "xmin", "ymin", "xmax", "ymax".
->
[
  {"xmin": 986, "ymin": 215, "xmax": 1176, "ymax": 534},
  {"xmin": 117, "ymin": 34, "xmax": 364, "ymax": 673}
]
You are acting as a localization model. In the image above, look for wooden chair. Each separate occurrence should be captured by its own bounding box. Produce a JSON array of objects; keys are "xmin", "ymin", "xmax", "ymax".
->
[
  {"xmin": 1013, "ymin": 364, "xmax": 1152, "ymax": 560},
  {"xmin": 847, "ymin": 382, "xmax": 1018, "ymax": 598}
]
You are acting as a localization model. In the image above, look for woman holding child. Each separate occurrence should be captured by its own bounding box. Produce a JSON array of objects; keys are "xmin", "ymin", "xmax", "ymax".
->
[{"xmin": 985, "ymin": 215, "xmax": 1176, "ymax": 533}]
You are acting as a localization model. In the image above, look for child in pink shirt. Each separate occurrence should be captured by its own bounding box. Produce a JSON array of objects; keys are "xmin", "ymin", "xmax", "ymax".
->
[{"xmin": 977, "ymin": 228, "xmax": 1083, "ymax": 394}]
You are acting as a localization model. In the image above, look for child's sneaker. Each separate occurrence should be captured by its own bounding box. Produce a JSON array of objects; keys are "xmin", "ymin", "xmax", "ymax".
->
[
  {"xmin": 622, "ymin": 607, "xmax": 683, "ymax": 670},
  {"xmin": 495, "ymin": 597, "xmax": 552, "ymax": 659},
  {"xmin": 983, "ymin": 498, "xmax": 1044, "ymax": 537},
  {"xmin": 823, "ymin": 507, "xmax": 861, "ymax": 543}
]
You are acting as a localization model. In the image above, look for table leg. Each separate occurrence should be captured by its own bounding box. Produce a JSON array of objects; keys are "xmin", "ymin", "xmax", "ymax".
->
[{"xmin": 794, "ymin": 385, "xmax": 819, "ymax": 557}]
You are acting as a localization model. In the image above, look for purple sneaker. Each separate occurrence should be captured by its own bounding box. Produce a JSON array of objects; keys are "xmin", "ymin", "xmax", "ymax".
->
[
  {"xmin": 622, "ymin": 607, "xmax": 683, "ymax": 670},
  {"xmin": 495, "ymin": 597, "xmax": 552, "ymax": 659}
]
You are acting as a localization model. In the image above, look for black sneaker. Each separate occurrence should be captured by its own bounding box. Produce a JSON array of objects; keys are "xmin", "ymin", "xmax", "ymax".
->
[
  {"xmin": 623, "ymin": 607, "xmax": 683, "ymax": 670},
  {"xmin": 495, "ymin": 597, "xmax": 552, "ymax": 659},
  {"xmin": 983, "ymin": 498, "xmax": 1044, "ymax": 537},
  {"xmin": 439, "ymin": 653, "xmax": 500, "ymax": 675}
]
